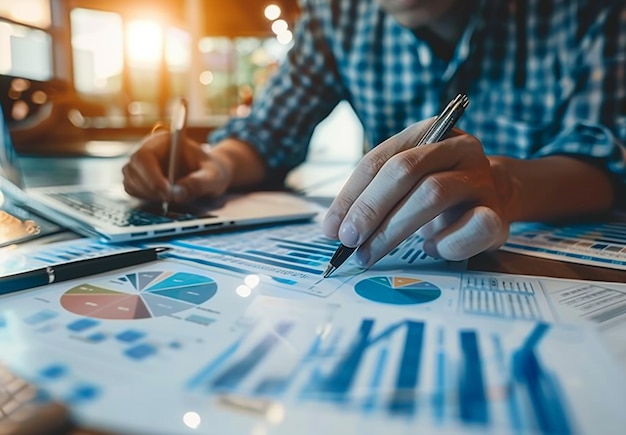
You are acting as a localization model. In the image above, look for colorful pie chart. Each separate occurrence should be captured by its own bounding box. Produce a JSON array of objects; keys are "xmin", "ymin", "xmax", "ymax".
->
[
  {"xmin": 354, "ymin": 276, "xmax": 441, "ymax": 305},
  {"xmin": 60, "ymin": 271, "xmax": 217, "ymax": 320}
]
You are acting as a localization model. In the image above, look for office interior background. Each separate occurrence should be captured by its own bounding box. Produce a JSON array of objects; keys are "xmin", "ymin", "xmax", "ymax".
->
[{"xmin": 0, "ymin": 0, "xmax": 363, "ymax": 162}]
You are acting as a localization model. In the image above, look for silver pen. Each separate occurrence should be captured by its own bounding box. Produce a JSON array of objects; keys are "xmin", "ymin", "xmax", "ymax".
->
[
  {"xmin": 323, "ymin": 93, "xmax": 470, "ymax": 278},
  {"xmin": 163, "ymin": 98, "xmax": 188, "ymax": 215}
]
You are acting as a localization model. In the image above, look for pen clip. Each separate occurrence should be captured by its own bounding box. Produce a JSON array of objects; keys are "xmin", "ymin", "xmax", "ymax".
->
[{"xmin": 45, "ymin": 266, "xmax": 55, "ymax": 284}]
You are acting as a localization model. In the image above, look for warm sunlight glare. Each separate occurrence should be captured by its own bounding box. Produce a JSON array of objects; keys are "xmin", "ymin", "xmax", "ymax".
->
[
  {"xmin": 126, "ymin": 20, "xmax": 163, "ymax": 66},
  {"xmin": 276, "ymin": 30, "xmax": 293, "ymax": 45},
  {"xmin": 264, "ymin": 4, "xmax": 281, "ymax": 21},
  {"xmin": 271, "ymin": 19, "xmax": 288, "ymax": 35},
  {"xmin": 182, "ymin": 411, "xmax": 201, "ymax": 429}
]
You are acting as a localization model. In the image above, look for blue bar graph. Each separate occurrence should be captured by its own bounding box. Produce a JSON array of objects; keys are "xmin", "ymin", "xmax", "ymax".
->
[
  {"xmin": 116, "ymin": 330, "xmax": 146, "ymax": 343},
  {"xmin": 555, "ymin": 229, "xmax": 626, "ymax": 244},
  {"xmin": 211, "ymin": 322, "xmax": 293, "ymax": 391},
  {"xmin": 275, "ymin": 244, "xmax": 333, "ymax": 258},
  {"xmin": 172, "ymin": 241, "xmax": 322, "ymax": 275},
  {"xmin": 504, "ymin": 218, "xmax": 626, "ymax": 270},
  {"xmin": 254, "ymin": 330, "xmax": 327, "ymax": 397},
  {"xmin": 67, "ymin": 318, "xmax": 100, "ymax": 332},
  {"xmin": 315, "ymin": 319, "xmax": 375, "ymax": 400},
  {"xmin": 187, "ymin": 339, "xmax": 243, "ymax": 390},
  {"xmin": 247, "ymin": 250, "xmax": 324, "ymax": 267},
  {"xmin": 309, "ymin": 237, "xmax": 343, "ymax": 248},
  {"xmin": 432, "ymin": 328, "xmax": 446, "ymax": 423},
  {"xmin": 124, "ymin": 343, "xmax": 157, "ymax": 360},
  {"xmin": 87, "ymin": 332, "xmax": 107, "ymax": 343},
  {"xmin": 189, "ymin": 310, "xmax": 581, "ymax": 434},
  {"xmin": 286, "ymin": 251, "xmax": 329, "ymax": 262},
  {"xmin": 39, "ymin": 364, "xmax": 68, "ymax": 380},
  {"xmin": 364, "ymin": 347, "xmax": 388, "ymax": 411},
  {"xmin": 65, "ymin": 384, "xmax": 100, "ymax": 404},
  {"xmin": 24, "ymin": 309, "xmax": 58, "ymax": 325},
  {"xmin": 254, "ymin": 377, "xmax": 290, "ymax": 396},
  {"xmin": 459, "ymin": 330, "xmax": 488, "ymax": 424},
  {"xmin": 268, "ymin": 238, "xmax": 338, "ymax": 254},
  {"xmin": 163, "ymin": 253, "xmax": 298, "ymax": 286},
  {"xmin": 512, "ymin": 324, "xmax": 572, "ymax": 435},
  {"xmin": 492, "ymin": 334, "xmax": 523, "ymax": 432},
  {"xmin": 388, "ymin": 321, "xmax": 424, "ymax": 414}
]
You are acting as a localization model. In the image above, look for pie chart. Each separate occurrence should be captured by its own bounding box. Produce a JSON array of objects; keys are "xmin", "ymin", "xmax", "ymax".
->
[
  {"xmin": 354, "ymin": 276, "xmax": 441, "ymax": 305},
  {"xmin": 60, "ymin": 271, "xmax": 217, "ymax": 320}
]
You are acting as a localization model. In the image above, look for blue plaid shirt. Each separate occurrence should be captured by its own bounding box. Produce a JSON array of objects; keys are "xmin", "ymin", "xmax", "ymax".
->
[{"xmin": 211, "ymin": 0, "xmax": 626, "ymax": 187}]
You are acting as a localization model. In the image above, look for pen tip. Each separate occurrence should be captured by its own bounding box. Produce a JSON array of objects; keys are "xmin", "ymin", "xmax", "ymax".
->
[{"xmin": 323, "ymin": 264, "xmax": 336, "ymax": 279}]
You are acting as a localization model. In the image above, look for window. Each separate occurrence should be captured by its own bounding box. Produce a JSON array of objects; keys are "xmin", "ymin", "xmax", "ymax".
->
[
  {"xmin": 0, "ymin": 0, "xmax": 50, "ymax": 28},
  {"xmin": 198, "ymin": 36, "xmax": 290, "ymax": 118},
  {"xmin": 70, "ymin": 8, "xmax": 123, "ymax": 95},
  {"xmin": 3, "ymin": 1, "xmax": 298, "ymax": 131},
  {"xmin": 0, "ymin": 0, "xmax": 52, "ymax": 81},
  {"xmin": 69, "ymin": 7, "xmax": 192, "ymax": 126},
  {"xmin": 165, "ymin": 27, "xmax": 192, "ymax": 100}
]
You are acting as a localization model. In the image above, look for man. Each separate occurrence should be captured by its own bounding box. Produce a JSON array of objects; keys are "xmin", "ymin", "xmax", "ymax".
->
[{"xmin": 122, "ymin": 0, "xmax": 626, "ymax": 268}]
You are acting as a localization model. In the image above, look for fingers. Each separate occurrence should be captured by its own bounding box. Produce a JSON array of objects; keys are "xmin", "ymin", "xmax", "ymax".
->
[
  {"xmin": 169, "ymin": 145, "xmax": 234, "ymax": 201},
  {"xmin": 175, "ymin": 164, "xmax": 229, "ymax": 201},
  {"xmin": 322, "ymin": 118, "xmax": 435, "ymax": 240},
  {"xmin": 330, "ymin": 132, "xmax": 483, "ymax": 248},
  {"xmin": 416, "ymin": 205, "xmax": 466, "ymax": 240},
  {"xmin": 122, "ymin": 132, "xmax": 170, "ymax": 201},
  {"xmin": 122, "ymin": 133, "xmax": 231, "ymax": 203},
  {"xmin": 421, "ymin": 206, "xmax": 508, "ymax": 261},
  {"xmin": 354, "ymin": 167, "xmax": 491, "ymax": 265}
]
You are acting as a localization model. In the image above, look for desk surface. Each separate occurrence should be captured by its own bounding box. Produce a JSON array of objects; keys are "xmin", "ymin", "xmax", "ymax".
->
[{"xmin": 7, "ymin": 154, "xmax": 626, "ymax": 434}]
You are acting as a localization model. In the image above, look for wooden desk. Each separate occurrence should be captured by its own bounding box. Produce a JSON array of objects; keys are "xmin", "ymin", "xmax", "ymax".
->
[{"xmin": 469, "ymin": 250, "xmax": 626, "ymax": 283}]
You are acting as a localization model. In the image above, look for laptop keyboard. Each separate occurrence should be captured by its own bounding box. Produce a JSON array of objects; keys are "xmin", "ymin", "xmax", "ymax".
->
[
  {"xmin": 48, "ymin": 191, "xmax": 198, "ymax": 227},
  {"xmin": 0, "ymin": 362, "xmax": 71, "ymax": 435}
]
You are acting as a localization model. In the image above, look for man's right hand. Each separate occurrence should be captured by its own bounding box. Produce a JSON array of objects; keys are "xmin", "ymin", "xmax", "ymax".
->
[{"xmin": 122, "ymin": 131, "xmax": 234, "ymax": 204}]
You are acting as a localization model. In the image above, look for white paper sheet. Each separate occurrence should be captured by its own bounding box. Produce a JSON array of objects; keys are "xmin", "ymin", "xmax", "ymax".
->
[
  {"xmin": 1, "ymin": 221, "xmax": 626, "ymax": 434},
  {"xmin": 502, "ymin": 215, "xmax": 626, "ymax": 270}
]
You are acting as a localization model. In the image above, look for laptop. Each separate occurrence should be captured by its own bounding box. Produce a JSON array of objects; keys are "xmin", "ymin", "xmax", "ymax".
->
[{"xmin": 0, "ymin": 103, "xmax": 318, "ymax": 243}]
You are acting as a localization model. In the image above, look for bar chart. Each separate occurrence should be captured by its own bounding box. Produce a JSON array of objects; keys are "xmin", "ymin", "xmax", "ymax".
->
[
  {"xmin": 460, "ymin": 274, "xmax": 543, "ymax": 320},
  {"xmin": 503, "ymin": 217, "xmax": 626, "ymax": 270},
  {"xmin": 188, "ymin": 298, "xmax": 626, "ymax": 434},
  {"xmin": 150, "ymin": 222, "xmax": 456, "ymax": 298}
]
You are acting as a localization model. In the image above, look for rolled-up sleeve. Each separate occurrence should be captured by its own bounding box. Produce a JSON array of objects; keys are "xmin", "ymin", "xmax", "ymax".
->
[
  {"xmin": 532, "ymin": 3, "xmax": 626, "ymax": 187},
  {"xmin": 209, "ymin": 0, "xmax": 347, "ymax": 178}
]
